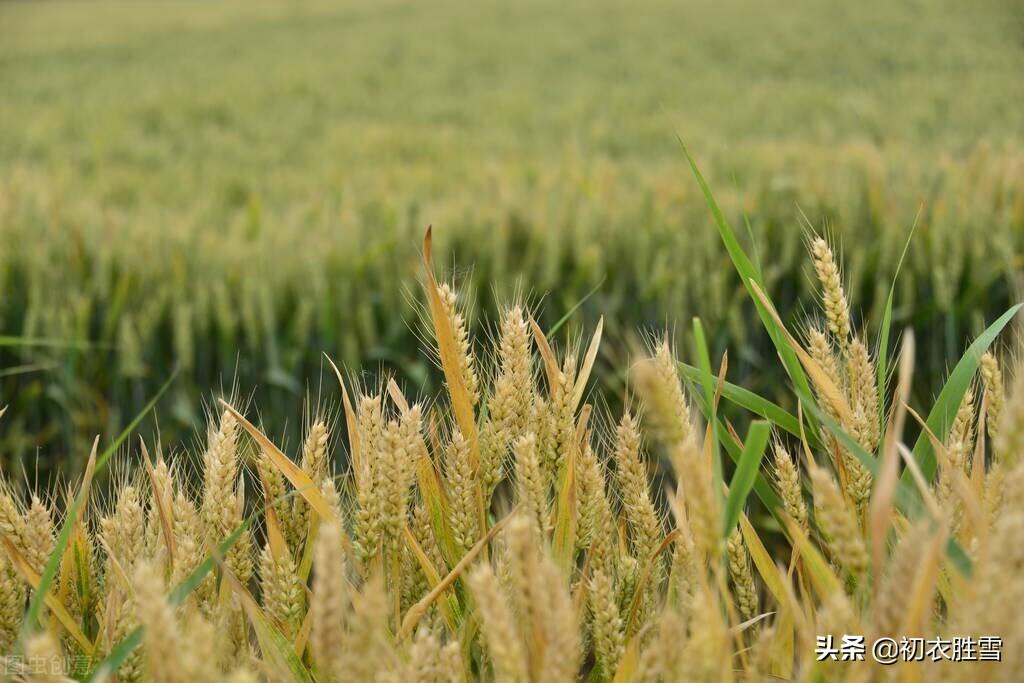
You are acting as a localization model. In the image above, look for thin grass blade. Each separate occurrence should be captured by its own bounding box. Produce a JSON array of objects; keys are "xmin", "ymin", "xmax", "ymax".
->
[{"xmin": 722, "ymin": 420, "xmax": 771, "ymax": 536}]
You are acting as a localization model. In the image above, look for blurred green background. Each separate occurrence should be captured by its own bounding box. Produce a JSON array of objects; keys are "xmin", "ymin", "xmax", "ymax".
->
[{"xmin": 1, "ymin": 0, "xmax": 1022, "ymax": 478}]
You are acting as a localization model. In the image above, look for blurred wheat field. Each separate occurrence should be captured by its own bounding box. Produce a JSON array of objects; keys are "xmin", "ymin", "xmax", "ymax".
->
[{"xmin": 1, "ymin": 0, "xmax": 1023, "ymax": 474}]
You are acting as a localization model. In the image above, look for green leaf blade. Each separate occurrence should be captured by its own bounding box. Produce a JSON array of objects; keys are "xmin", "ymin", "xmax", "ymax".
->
[
  {"xmin": 723, "ymin": 420, "xmax": 771, "ymax": 537},
  {"xmin": 905, "ymin": 303, "xmax": 1021, "ymax": 484},
  {"xmin": 679, "ymin": 140, "xmax": 818, "ymax": 429},
  {"xmin": 691, "ymin": 318, "xmax": 723, "ymax": 502},
  {"xmin": 679, "ymin": 362, "xmax": 816, "ymax": 447}
]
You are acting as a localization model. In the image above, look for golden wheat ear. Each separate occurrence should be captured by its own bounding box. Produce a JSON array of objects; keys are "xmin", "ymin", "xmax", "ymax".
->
[
  {"xmin": 422, "ymin": 227, "xmax": 480, "ymax": 462},
  {"xmin": 980, "ymin": 351, "xmax": 1004, "ymax": 445}
]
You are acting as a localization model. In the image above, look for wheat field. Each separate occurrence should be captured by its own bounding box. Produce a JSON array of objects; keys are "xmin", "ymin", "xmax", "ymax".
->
[
  {"xmin": 0, "ymin": 214, "xmax": 1021, "ymax": 680},
  {"xmin": 3, "ymin": 1, "xmax": 1024, "ymax": 679}
]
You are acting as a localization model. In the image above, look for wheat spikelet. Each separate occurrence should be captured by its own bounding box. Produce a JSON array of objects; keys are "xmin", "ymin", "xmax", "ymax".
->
[
  {"xmin": 357, "ymin": 393, "xmax": 387, "ymax": 458},
  {"xmin": 616, "ymin": 553, "xmax": 639, "ymax": 622},
  {"xmin": 259, "ymin": 543, "xmax": 302, "ymax": 637},
  {"xmin": 548, "ymin": 353, "xmax": 578, "ymax": 478},
  {"xmin": 747, "ymin": 624, "xmax": 778, "ymax": 681},
  {"xmin": 312, "ymin": 520, "xmax": 348, "ymax": 680},
  {"xmin": 807, "ymin": 326, "xmax": 846, "ymax": 420},
  {"xmin": 846, "ymin": 337, "xmax": 879, "ymax": 451},
  {"xmin": 399, "ymin": 533, "xmax": 423, "ymax": 616},
  {"xmin": 680, "ymin": 585, "xmax": 731, "ymax": 681},
  {"xmin": 577, "ymin": 438, "xmax": 606, "ymax": 548},
  {"xmin": 587, "ymin": 506, "xmax": 617, "ymax": 581},
  {"xmin": 401, "ymin": 626, "xmax": 462, "ymax": 683},
  {"xmin": 438, "ymin": 282, "xmax": 480, "ymax": 406},
  {"xmin": 170, "ymin": 490, "xmax": 213, "ymax": 605},
  {"xmin": 940, "ymin": 388, "xmax": 976, "ymax": 517},
  {"xmin": 255, "ymin": 446, "xmax": 291, "ymax": 537},
  {"xmin": 255, "ymin": 444, "xmax": 287, "ymax": 504},
  {"xmin": 995, "ymin": 370, "xmax": 1024, "ymax": 466},
  {"xmin": 638, "ymin": 583, "xmax": 730, "ymax": 683},
  {"xmin": 873, "ymin": 523, "xmax": 928, "ymax": 636},
  {"xmin": 354, "ymin": 395, "xmax": 385, "ymax": 560},
  {"xmin": 526, "ymin": 395, "xmax": 556, "ymax": 484},
  {"xmin": 145, "ymin": 459, "xmax": 174, "ymax": 558},
  {"xmin": 809, "ymin": 328, "xmax": 872, "ymax": 514},
  {"xmin": 981, "ymin": 351, "xmax": 1005, "ymax": 444},
  {"xmin": 197, "ymin": 418, "xmax": 251, "ymax": 582},
  {"xmin": 319, "ymin": 476, "xmax": 344, "ymax": 527},
  {"xmin": 339, "ymin": 574, "xmax": 392, "ymax": 681},
  {"xmin": 103, "ymin": 585, "xmax": 143, "ymax": 682},
  {"xmin": 468, "ymin": 563, "xmax": 528, "ymax": 683},
  {"xmin": 773, "ymin": 444, "xmax": 808, "ymax": 531},
  {"xmin": 804, "ymin": 334, "xmax": 871, "ymax": 512},
  {"xmin": 951, "ymin": 385, "xmax": 976, "ymax": 452},
  {"xmin": 810, "ymin": 465, "xmax": 869, "ymax": 579},
  {"xmin": 400, "ymin": 503, "xmax": 446, "ymax": 617},
  {"xmin": 380, "ymin": 405, "xmax": 421, "ymax": 551},
  {"xmin": 588, "ymin": 567, "xmax": 624, "ymax": 675},
  {"xmin": 535, "ymin": 548, "xmax": 581, "ymax": 682},
  {"xmin": 59, "ymin": 499, "xmax": 95, "ymax": 630},
  {"xmin": 291, "ymin": 419, "xmax": 330, "ymax": 550},
  {"xmin": 612, "ymin": 413, "xmax": 659, "ymax": 552},
  {"xmin": 502, "ymin": 514, "xmax": 543, "ymax": 642},
  {"xmin": 808, "ymin": 326, "xmax": 843, "ymax": 387},
  {"xmin": 224, "ymin": 484, "xmax": 253, "ymax": 585},
  {"xmin": 414, "ymin": 501, "xmax": 447, "ymax": 581},
  {"xmin": 611, "ymin": 412, "xmax": 662, "ymax": 619},
  {"xmin": 196, "ymin": 410, "xmax": 253, "ymax": 585},
  {"xmin": 201, "ymin": 410, "xmax": 240, "ymax": 542},
  {"xmin": 300, "ymin": 419, "xmax": 331, "ymax": 482},
  {"xmin": 100, "ymin": 484, "xmax": 147, "ymax": 586},
  {"xmin": 840, "ymin": 448, "xmax": 873, "ymax": 512},
  {"xmin": 480, "ymin": 305, "xmax": 534, "ymax": 496},
  {"xmin": 634, "ymin": 341, "xmax": 692, "ymax": 449},
  {"xmin": 497, "ymin": 512, "xmax": 581, "ymax": 681},
  {"xmin": 676, "ymin": 438, "xmax": 719, "ymax": 560},
  {"xmin": 22, "ymin": 495, "xmax": 55, "ymax": 576},
  {"xmin": 514, "ymin": 434, "xmax": 548, "ymax": 534},
  {"xmin": 134, "ymin": 560, "xmax": 179, "ymax": 683},
  {"xmin": 136, "ymin": 565, "xmax": 222, "ymax": 679},
  {"xmin": 811, "ymin": 236, "xmax": 852, "ymax": 346},
  {"xmin": 726, "ymin": 528, "xmax": 758, "ymax": 622},
  {"xmin": 219, "ymin": 599, "xmax": 250, "ymax": 669},
  {"xmin": 669, "ymin": 512, "xmax": 698, "ymax": 612},
  {"xmin": 984, "ymin": 460, "xmax": 1006, "ymax": 530},
  {"xmin": 0, "ymin": 484, "xmax": 25, "ymax": 550},
  {"xmin": 445, "ymin": 429, "xmax": 479, "ymax": 554},
  {"xmin": 577, "ymin": 436, "xmax": 620, "ymax": 581},
  {"xmin": 0, "ymin": 550, "xmax": 25, "ymax": 653},
  {"xmin": 635, "ymin": 606, "xmax": 686, "ymax": 682}
]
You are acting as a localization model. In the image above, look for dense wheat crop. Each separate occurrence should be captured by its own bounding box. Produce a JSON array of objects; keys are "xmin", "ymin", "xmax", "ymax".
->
[
  {"xmin": 0, "ymin": 220, "xmax": 1021, "ymax": 680},
  {"xmin": 2, "ymin": 0, "xmax": 1024, "ymax": 475},
  {"xmin": 2, "ymin": 1, "xmax": 1024, "ymax": 677}
]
